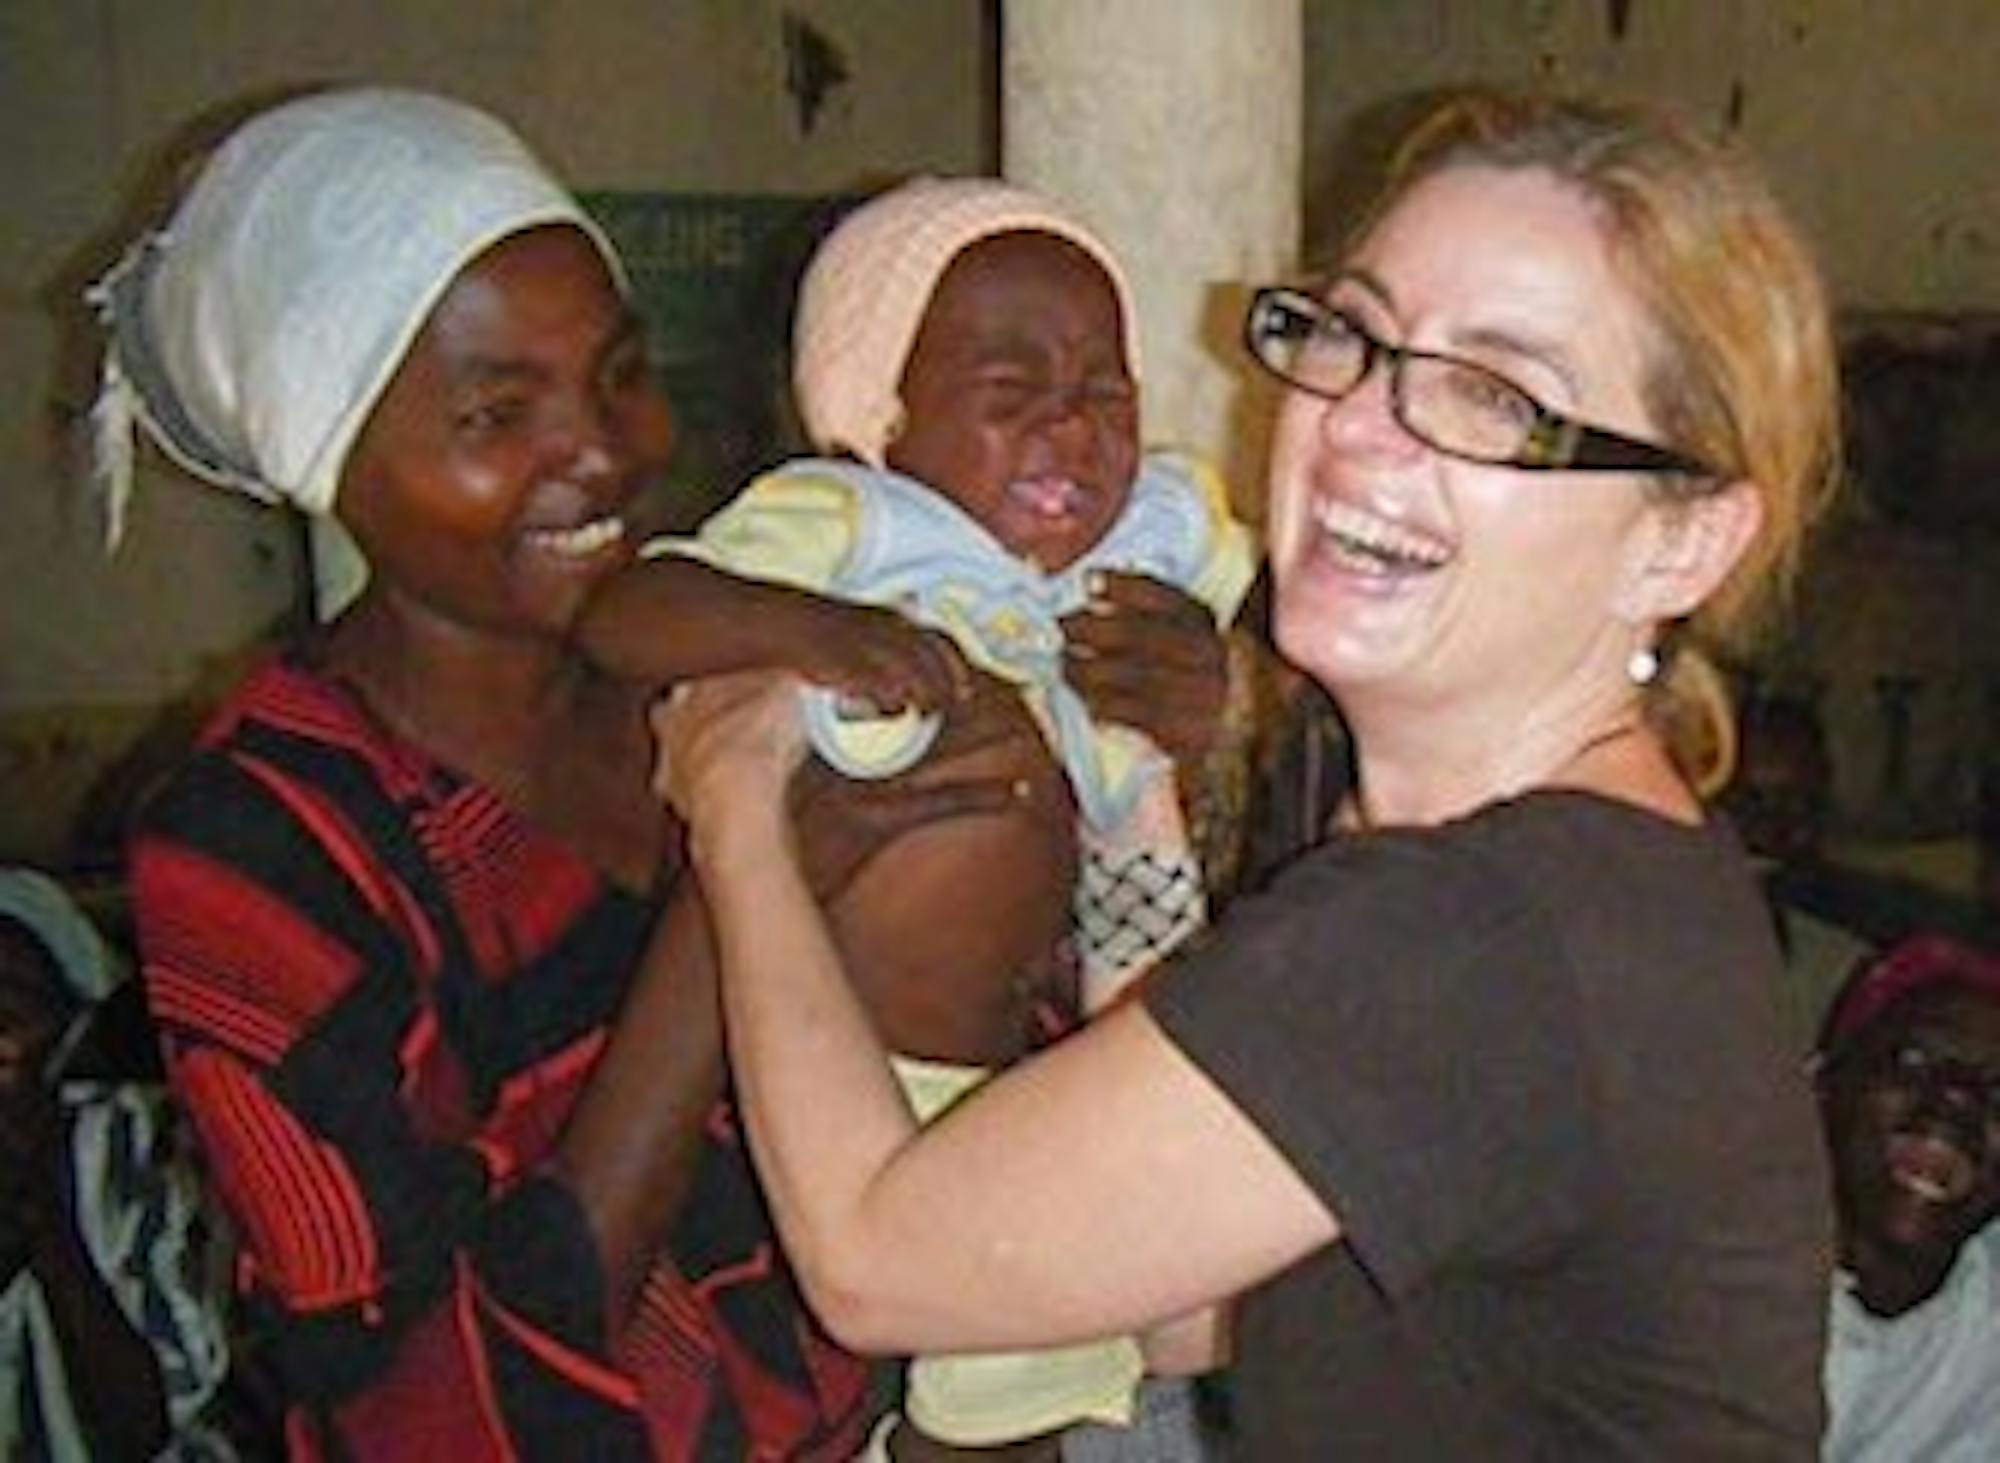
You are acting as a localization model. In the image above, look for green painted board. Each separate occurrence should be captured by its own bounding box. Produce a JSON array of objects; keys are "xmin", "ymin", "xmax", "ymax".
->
[{"xmin": 580, "ymin": 191, "xmax": 851, "ymax": 528}]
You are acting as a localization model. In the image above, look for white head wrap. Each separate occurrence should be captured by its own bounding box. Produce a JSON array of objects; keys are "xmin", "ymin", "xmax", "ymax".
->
[
  {"xmin": 87, "ymin": 87, "xmax": 622, "ymax": 547},
  {"xmin": 791, "ymin": 175, "xmax": 1141, "ymax": 468},
  {"xmin": 0, "ymin": 869, "xmax": 121, "ymax": 1010}
]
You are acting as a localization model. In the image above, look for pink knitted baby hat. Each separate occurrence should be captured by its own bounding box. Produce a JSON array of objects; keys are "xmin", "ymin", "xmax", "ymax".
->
[{"xmin": 792, "ymin": 175, "xmax": 1142, "ymax": 467}]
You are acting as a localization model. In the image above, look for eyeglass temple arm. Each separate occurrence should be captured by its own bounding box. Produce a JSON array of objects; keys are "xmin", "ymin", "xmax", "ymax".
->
[
  {"xmin": 1544, "ymin": 417, "xmax": 1713, "ymax": 476},
  {"xmin": 1572, "ymin": 437, "xmax": 1710, "ymax": 475}
]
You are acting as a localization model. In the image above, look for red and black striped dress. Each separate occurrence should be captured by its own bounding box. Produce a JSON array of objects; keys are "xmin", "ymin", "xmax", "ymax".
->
[{"xmin": 130, "ymin": 648, "xmax": 872, "ymax": 1460}]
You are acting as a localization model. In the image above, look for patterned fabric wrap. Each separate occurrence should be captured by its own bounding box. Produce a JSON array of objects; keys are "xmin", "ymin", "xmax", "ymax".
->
[
  {"xmin": 0, "ymin": 1084, "xmax": 237, "ymax": 1461},
  {"xmin": 128, "ymin": 650, "xmax": 872, "ymax": 1460},
  {"xmin": 1073, "ymin": 837, "xmax": 1207, "ymax": 997}
]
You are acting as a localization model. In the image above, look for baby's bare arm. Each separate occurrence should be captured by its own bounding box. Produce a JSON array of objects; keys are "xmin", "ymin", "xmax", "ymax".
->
[
  {"xmin": 578, "ymin": 556, "xmax": 797, "ymax": 682},
  {"xmin": 579, "ymin": 556, "xmax": 961, "ymax": 711}
]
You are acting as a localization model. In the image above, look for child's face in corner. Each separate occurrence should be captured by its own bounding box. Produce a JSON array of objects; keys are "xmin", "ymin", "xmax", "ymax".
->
[
  {"xmin": 888, "ymin": 231, "xmax": 1140, "ymax": 573},
  {"xmin": 1824, "ymin": 985, "xmax": 2000, "ymax": 1288}
]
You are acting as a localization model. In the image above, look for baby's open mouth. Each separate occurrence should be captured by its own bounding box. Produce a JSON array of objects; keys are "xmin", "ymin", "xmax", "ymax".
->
[{"xmin": 1008, "ymin": 475, "xmax": 1088, "ymax": 520}]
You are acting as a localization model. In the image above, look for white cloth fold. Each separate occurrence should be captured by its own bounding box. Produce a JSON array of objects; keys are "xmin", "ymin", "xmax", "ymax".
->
[{"xmin": 87, "ymin": 87, "xmax": 621, "ymax": 548}]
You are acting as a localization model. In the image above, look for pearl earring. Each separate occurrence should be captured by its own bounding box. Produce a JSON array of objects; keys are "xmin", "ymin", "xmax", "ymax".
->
[{"xmin": 1627, "ymin": 646, "xmax": 1660, "ymax": 686}]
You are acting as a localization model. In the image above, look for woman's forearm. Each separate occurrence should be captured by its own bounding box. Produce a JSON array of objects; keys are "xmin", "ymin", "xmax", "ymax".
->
[
  {"xmin": 553, "ymin": 884, "xmax": 726, "ymax": 1329},
  {"xmin": 668, "ymin": 672, "xmax": 1337, "ymax": 1358},
  {"xmin": 577, "ymin": 557, "xmax": 800, "ymax": 686},
  {"xmin": 692, "ymin": 798, "xmax": 922, "ymax": 1342},
  {"xmin": 695, "ymin": 789, "xmax": 1339, "ymax": 1358},
  {"xmin": 1139, "ymin": 1303, "xmax": 1231, "ymax": 1377}
]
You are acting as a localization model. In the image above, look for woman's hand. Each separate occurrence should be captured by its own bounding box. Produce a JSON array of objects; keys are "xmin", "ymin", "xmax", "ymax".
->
[
  {"xmin": 651, "ymin": 670, "xmax": 810, "ymax": 840},
  {"xmin": 1062, "ymin": 572, "xmax": 1229, "ymax": 773},
  {"xmin": 654, "ymin": 666, "xmax": 1044, "ymax": 901}
]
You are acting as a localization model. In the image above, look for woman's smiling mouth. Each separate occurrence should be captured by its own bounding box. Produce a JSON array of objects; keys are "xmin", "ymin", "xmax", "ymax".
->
[
  {"xmin": 1310, "ymin": 496, "xmax": 1451, "ymax": 576},
  {"xmin": 524, "ymin": 513, "xmax": 628, "ymax": 560}
]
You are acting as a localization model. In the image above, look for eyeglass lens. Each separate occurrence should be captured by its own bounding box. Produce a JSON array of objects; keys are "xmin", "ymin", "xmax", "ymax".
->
[{"xmin": 1251, "ymin": 292, "xmax": 1538, "ymax": 465}]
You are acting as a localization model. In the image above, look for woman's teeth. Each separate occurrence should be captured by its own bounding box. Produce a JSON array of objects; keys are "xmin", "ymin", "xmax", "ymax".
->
[
  {"xmin": 1313, "ymin": 498, "xmax": 1450, "ymax": 573},
  {"xmin": 527, "ymin": 515, "xmax": 626, "ymax": 558}
]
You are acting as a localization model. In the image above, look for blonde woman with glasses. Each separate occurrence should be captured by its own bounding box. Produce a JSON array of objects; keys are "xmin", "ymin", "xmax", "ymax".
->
[{"xmin": 659, "ymin": 89, "xmax": 1840, "ymax": 1459}]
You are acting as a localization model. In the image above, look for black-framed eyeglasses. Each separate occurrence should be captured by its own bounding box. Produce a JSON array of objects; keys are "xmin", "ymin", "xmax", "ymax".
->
[{"xmin": 1243, "ymin": 286, "xmax": 1717, "ymax": 478}]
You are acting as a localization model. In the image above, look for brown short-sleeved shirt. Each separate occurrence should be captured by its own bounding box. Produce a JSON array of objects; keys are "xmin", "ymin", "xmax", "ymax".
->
[{"xmin": 1151, "ymin": 792, "xmax": 1831, "ymax": 1460}]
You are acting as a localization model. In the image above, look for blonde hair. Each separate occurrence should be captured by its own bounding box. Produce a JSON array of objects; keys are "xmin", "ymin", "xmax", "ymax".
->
[{"xmin": 1363, "ymin": 89, "xmax": 1842, "ymax": 789}]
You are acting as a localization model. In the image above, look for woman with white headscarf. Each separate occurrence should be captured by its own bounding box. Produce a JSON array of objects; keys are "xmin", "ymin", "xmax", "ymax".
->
[{"xmin": 98, "ymin": 86, "xmax": 1027, "ymax": 1458}]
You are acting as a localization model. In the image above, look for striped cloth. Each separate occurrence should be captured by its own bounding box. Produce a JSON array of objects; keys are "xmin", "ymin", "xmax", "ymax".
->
[{"xmin": 0, "ymin": 879, "xmax": 237, "ymax": 1462}]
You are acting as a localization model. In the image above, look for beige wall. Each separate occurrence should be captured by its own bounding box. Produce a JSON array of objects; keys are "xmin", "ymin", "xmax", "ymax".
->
[
  {"xmin": 0, "ymin": 0, "xmax": 990, "ymax": 866},
  {"xmin": 1303, "ymin": 0, "xmax": 2000, "ymax": 311}
]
